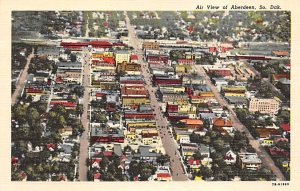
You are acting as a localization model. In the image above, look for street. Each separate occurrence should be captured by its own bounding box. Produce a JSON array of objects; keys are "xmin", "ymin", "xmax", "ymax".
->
[
  {"xmin": 11, "ymin": 48, "xmax": 34, "ymax": 106},
  {"xmin": 193, "ymin": 65, "xmax": 286, "ymax": 181},
  {"xmin": 78, "ymin": 48, "xmax": 91, "ymax": 181},
  {"xmin": 125, "ymin": 12, "xmax": 188, "ymax": 181}
]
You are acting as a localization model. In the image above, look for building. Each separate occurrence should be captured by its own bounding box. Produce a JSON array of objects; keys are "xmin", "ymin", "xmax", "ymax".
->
[
  {"xmin": 248, "ymin": 98, "xmax": 280, "ymax": 114},
  {"xmin": 177, "ymin": 59, "xmax": 195, "ymax": 65},
  {"xmin": 142, "ymin": 41, "xmax": 160, "ymax": 50},
  {"xmin": 121, "ymin": 85, "xmax": 148, "ymax": 97},
  {"xmin": 120, "ymin": 75, "xmax": 144, "ymax": 85},
  {"xmin": 122, "ymin": 97, "xmax": 150, "ymax": 106},
  {"xmin": 237, "ymin": 153, "xmax": 262, "ymax": 170},
  {"xmin": 152, "ymin": 75, "xmax": 182, "ymax": 86},
  {"xmin": 130, "ymin": 54, "xmax": 138, "ymax": 63},
  {"xmin": 90, "ymin": 127, "xmax": 124, "ymax": 143},
  {"xmin": 208, "ymin": 68, "xmax": 231, "ymax": 77},
  {"xmin": 117, "ymin": 62, "xmax": 141, "ymax": 75},
  {"xmin": 271, "ymin": 51, "xmax": 289, "ymax": 57},
  {"xmin": 115, "ymin": 51, "xmax": 130, "ymax": 64},
  {"xmin": 222, "ymin": 86, "xmax": 246, "ymax": 97},
  {"xmin": 180, "ymin": 119, "xmax": 203, "ymax": 130}
]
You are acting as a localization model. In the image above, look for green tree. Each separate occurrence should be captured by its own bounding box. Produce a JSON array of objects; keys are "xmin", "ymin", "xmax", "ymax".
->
[
  {"xmin": 189, "ymin": 133, "xmax": 201, "ymax": 143},
  {"xmin": 156, "ymin": 154, "xmax": 170, "ymax": 166},
  {"xmin": 76, "ymin": 104, "xmax": 83, "ymax": 115},
  {"xmin": 112, "ymin": 112, "xmax": 120, "ymax": 121}
]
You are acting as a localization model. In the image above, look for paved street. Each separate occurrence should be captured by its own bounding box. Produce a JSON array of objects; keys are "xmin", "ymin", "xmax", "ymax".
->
[
  {"xmin": 11, "ymin": 48, "xmax": 34, "ymax": 106},
  {"xmin": 78, "ymin": 47, "xmax": 91, "ymax": 181},
  {"xmin": 194, "ymin": 65, "xmax": 286, "ymax": 181},
  {"xmin": 125, "ymin": 12, "xmax": 188, "ymax": 181}
]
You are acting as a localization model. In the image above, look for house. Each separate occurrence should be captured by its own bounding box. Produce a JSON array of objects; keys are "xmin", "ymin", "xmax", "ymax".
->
[
  {"xmin": 271, "ymin": 51, "xmax": 289, "ymax": 57},
  {"xmin": 175, "ymin": 64, "xmax": 186, "ymax": 74},
  {"xmin": 91, "ymin": 158, "xmax": 102, "ymax": 169},
  {"xmin": 223, "ymin": 149, "xmax": 237, "ymax": 165},
  {"xmin": 269, "ymin": 147, "xmax": 289, "ymax": 156},
  {"xmin": 174, "ymin": 129, "xmax": 192, "ymax": 142},
  {"xmin": 47, "ymin": 143, "xmax": 56, "ymax": 152},
  {"xmin": 132, "ymin": 146, "xmax": 162, "ymax": 163},
  {"xmin": 130, "ymin": 54, "xmax": 138, "ymax": 63},
  {"xmin": 141, "ymin": 130, "xmax": 159, "ymax": 145},
  {"xmin": 180, "ymin": 119, "xmax": 203, "ymax": 130},
  {"xmin": 156, "ymin": 173, "xmax": 171, "ymax": 181},
  {"xmin": 93, "ymin": 172, "xmax": 101, "ymax": 181},
  {"xmin": 237, "ymin": 152, "xmax": 262, "ymax": 170},
  {"xmin": 260, "ymin": 139, "xmax": 274, "ymax": 146},
  {"xmin": 222, "ymin": 86, "xmax": 246, "ymax": 97},
  {"xmin": 58, "ymin": 127, "xmax": 73, "ymax": 137},
  {"xmin": 212, "ymin": 117, "xmax": 233, "ymax": 134},
  {"xmin": 188, "ymin": 158, "xmax": 201, "ymax": 172},
  {"xmin": 50, "ymin": 100, "xmax": 77, "ymax": 109},
  {"xmin": 280, "ymin": 123, "xmax": 290, "ymax": 132},
  {"xmin": 180, "ymin": 143, "xmax": 199, "ymax": 157},
  {"xmin": 271, "ymin": 73, "xmax": 290, "ymax": 84},
  {"xmin": 190, "ymin": 95, "xmax": 204, "ymax": 104},
  {"xmin": 255, "ymin": 128, "xmax": 281, "ymax": 140},
  {"xmin": 11, "ymin": 156, "xmax": 19, "ymax": 165}
]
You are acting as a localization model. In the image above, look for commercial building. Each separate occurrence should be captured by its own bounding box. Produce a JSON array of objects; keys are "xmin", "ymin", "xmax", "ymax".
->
[{"xmin": 248, "ymin": 98, "xmax": 280, "ymax": 114}]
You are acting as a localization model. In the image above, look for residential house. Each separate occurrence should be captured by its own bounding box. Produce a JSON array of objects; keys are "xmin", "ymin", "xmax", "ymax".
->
[
  {"xmin": 188, "ymin": 158, "xmax": 201, "ymax": 172},
  {"xmin": 132, "ymin": 145, "xmax": 162, "ymax": 163},
  {"xmin": 237, "ymin": 152, "xmax": 262, "ymax": 170},
  {"xmin": 223, "ymin": 149, "xmax": 237, "ymax": 165},
  {"xmin": 180, "ymin": 119, "xmax": 203, "ymax": 130}
]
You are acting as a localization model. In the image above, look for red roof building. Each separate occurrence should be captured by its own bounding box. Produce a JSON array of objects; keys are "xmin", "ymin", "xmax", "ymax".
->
[
  {"xmin": 50, "ymin": 101, "xmax": 77, "ymax": 108},
  {"xmin": 157, "ymin": 173, "xmax": 171, "ymax": 178},
  {"xmin": 188, "ymin": 158, "xmax": 200, "ymax": 166},
  {"xmin": 130, "ymin": 54, "xmax": 138, "ymax": 60},
  {"xmin": 93, "ymin": 172, "xmax": 101, "ymax": 180},
  {"xmin": 11, "ymin": 156, "xmax": 19, "ymax": 165},
  {"xmin": 177, "ymin": 59, "xmax": 195, "ymax": 65},
  {"xmin": 280, "ymin": 123, "xmax": 290, "ymax": 131},
  {"xmin": 213, "ymin": 118, "xmax": 232, "ymax": 127}
]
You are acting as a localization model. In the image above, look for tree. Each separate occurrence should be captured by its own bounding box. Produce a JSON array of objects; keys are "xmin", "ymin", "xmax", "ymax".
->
[
  {"xmin": 189, "ymin": 133, "xmax": 202, "ymax": 143},
  {"xmin": 76, "ymin": 104, "xmax": 83, "ymax": 115},
  {"xmin": 26, "ymin": 107, "xmax": 40, "ymax": 125},
  {"xmin": 156, "ymin": 154, "xmax": 170, "ymax": 166},
  {"xmin": 212, "ymin": 138, "xmax": 225, "ymax": 151},
  {"xmin": 92, "ymin": 112, "xmax": 108, "ymax": 123},
  {"xmin": 112, "ymin": 112, "xmax": 120, "ymax": 121},
  {"xmin": 13, "ymin": 103, "xmax": 28, "ymax": 124},
  {"xmin": 72, "ymin": 86, "xmax": 84, "ymax": 97},
  {"xmin": 192, "ymin": 151, "xmax": 204, "ymax": 160}
]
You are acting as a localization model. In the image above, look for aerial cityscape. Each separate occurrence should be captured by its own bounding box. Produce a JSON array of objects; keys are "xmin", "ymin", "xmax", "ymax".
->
[{"xmin": 11, "ymin": 11, "xmax": 290, "ymax": 181}]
